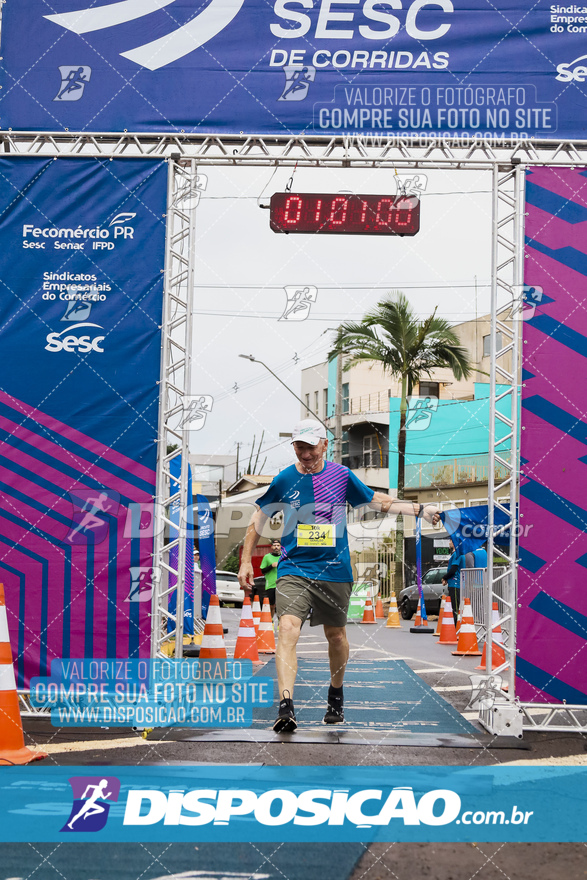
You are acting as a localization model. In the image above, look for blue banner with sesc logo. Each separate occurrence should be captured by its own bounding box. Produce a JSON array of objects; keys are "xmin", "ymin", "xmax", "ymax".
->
[
  {"xmin": 0, "ymin": 1, "xmax": 586, "ymax": 139},
  {"xmin": 0, "ymin": 157, "xmax": 167, "ymax": 686}
]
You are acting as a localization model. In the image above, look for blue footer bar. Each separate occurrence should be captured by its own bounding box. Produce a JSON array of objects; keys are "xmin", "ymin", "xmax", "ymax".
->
[{"xmin": 1, "ymin": 765, "xmax": 585, "ymax": 842}]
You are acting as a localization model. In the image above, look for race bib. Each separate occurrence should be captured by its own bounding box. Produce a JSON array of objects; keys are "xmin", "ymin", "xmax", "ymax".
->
[{"xmin": 296, "ymin": 524, "xmax": 335, "ymax": 548}]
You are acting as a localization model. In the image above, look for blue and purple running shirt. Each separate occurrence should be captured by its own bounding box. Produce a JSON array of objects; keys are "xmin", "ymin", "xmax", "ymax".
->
[{"xmin": 256, "ymin": 460, "xmax": 374, "ymax": 583}]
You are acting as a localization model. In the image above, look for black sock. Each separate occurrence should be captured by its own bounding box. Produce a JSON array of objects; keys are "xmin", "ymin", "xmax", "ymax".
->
[{"xmin": 328, "ymin": 685, "xmax": 343, "ymax": 705}]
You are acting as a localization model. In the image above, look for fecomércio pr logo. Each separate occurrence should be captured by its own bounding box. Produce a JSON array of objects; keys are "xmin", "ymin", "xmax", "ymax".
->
[{"xmin": 61, "ymin": 776, "xmax": 121, "ymax": 833}]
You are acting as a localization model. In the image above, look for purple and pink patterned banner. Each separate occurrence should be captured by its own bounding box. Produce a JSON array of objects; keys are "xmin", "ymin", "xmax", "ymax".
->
[
  {"xmin": 0, "ymin": 158, "xmax": 167, "ymax": 687},
  {"xmin": 518, "ymin": 166, "xmax": 587, "ymax": 704}
]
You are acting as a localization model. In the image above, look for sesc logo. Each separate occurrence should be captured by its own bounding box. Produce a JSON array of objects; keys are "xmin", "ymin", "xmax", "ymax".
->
[
  {"xmin": 556, "ymin": 54, "xmax": 587, "ymax": 82},
  {"xmin": 45, "ymin": 322, "xmax": 105, "ymax": 353}
]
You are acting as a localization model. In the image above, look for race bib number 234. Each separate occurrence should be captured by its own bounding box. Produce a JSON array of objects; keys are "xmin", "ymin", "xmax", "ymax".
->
[{"xmin": 296, "ymin": 524, "xmax": 335, "ymax": 547}]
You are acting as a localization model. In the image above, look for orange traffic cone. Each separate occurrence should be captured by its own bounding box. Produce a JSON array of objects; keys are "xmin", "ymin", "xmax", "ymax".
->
[
  {"xmin": 257, "ymin": 597, "xmax": 276, "ymax": 653},
  {"xmin": 252, "ymin": 595, "xmax": 262, "ymax": 632},
  {"xmin": 455, "ymin": 601, "xmax": 463, "ymax": 636},
  {"xmin": 361, "ymin": 597, "xmax": 376, "ymax": 624},
  {"xmin": 233, "ymin": 597, "xmax": 262, "ymax": 663},
  {"xmin": 375, "ymin": 594, "xmax": 385, "ymax": 619},
  {"xmin": 437, "ymin": 596, "xmax": 458, "ymax": 645},
  {"xmin": 413, "ymin": 596, "xmax": 423, "ymax": 627},
  {"xmin": 199, "ymin": 595, "xmax": 227, "ymax": 659},
  {"xmin": 0, "ymin": 584, "xmax": 47, "ymax": 765},
  {"xmin": 452, "ymin": 598, "xmax": 482, "ymax": 656},
  {"xmin": 475, "ymin": 602, "xmax": 506, "ymax": 670},
  {"xmin": 434, "ymin": 595, "xmax": 447, "ymax": 637},
  {"xmin": 386, "ymin": 595, "xmax": 401, "ymax": 628}
]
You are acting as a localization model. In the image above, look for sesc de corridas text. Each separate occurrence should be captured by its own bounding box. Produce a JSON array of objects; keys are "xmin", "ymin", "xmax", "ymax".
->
[{"xmin": 268, "ymin": 0, "xmax": 454, "ymax": 69}]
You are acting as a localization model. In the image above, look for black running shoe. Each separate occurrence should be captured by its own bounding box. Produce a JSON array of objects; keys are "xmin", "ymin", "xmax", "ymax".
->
[
  {"xmin": 323, "ymin": 704, "xmax": 344, "ymax": 724},
  {"xmin": 273, "ymin": 695, "xmax": 297, "ymax": 733},
  {"xmin": 323, "ymin": 686, "xmax": 344, "ymax": 724}
]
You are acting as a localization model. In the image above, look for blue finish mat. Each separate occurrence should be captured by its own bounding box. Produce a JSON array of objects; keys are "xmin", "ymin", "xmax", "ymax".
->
[
  {"xmin": 0, "ymin": 842, "xmax": 366, "ymax": 880},
  {"xmin": 254, "ymin": 659, "xmax": 476, "ymax": 735}
]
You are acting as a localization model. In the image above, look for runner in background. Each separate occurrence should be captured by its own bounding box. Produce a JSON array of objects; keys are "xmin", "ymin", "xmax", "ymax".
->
[{"xmin": 259, "ymin": 538, "xmax": 281, "ymax": 618}]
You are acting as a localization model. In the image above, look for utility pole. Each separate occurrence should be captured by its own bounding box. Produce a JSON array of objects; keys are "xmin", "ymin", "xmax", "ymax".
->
[
  {"xmin": 238, "ymin": 354, "xmax": 330, "ymax": 433},
  {"xmin": 333, "ymin": 349, "xmax": 343, "ymax": 464}
]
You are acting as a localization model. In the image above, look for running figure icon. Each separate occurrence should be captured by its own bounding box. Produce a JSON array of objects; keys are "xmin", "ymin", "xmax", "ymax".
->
[
  {"xmin": 54, "ymin": 65, "xmax": 92, "ymax": 101},
  {"xmin": 278, "ymin": 66, "xmax": 316, "ymax": 102},
  {"xmin": 57, "ymin": 67, "xmax": 88, "ymax": 98},
  {"xmin": 67, "ymin": 779, "xmax": 112, "ymax": 830},
  {"xmin": 67, "ymin": 491, "xmax": 114, "ymax": 543}
]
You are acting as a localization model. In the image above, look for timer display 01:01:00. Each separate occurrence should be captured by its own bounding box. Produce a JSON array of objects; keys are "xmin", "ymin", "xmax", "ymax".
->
[{"xmin": 269, "ymin": 192, "xmax": 420, "ymax": 236}]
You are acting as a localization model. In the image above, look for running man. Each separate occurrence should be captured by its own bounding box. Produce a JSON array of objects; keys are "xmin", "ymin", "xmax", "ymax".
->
[
  {"xmin": 281, "ymin": 67, "xmax": 313, "ymax": 100},
  {"xmin": 67, "ymin": 779, "xmax": 112, "ymax": 829},
  {"xmin": 57, "ymin": 67, "xmax": 88, "ymax": 100},
  {"xmin": 238, "ymin": 419, "xmax": 440, "ymax": 733},
  {"xmin": 66, "ymin": 492, "xmax": 113, "ymax": 542}
]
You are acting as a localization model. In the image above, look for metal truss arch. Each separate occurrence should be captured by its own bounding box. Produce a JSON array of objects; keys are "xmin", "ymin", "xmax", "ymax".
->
[
  {"xmin": 5, "ymin": 132, "xmax": 587, "ymax": 168},
  {"xmin": 5, "ymin": 131, "xmax": 585, "ymax": 732}
]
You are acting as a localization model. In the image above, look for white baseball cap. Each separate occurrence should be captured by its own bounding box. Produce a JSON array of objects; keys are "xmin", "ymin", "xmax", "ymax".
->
[{"xmin": 291, "ymin": 419, "xmax": 327, "ymax": 446}]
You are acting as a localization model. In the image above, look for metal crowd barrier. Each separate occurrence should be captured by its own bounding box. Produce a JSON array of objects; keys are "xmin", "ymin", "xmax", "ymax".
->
[{"xmin": 460, "ymin": 567, "xmax": 510, "ymax": 647}]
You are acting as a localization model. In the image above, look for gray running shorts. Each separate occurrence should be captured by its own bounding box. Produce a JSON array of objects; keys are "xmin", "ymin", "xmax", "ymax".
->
[{"xmin": 276, "ymin": 575, "xmax": 352, "ymax": 628}]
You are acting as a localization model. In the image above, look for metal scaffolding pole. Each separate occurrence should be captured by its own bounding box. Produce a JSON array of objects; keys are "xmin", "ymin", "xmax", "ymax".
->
[{"xmin": 151, "ymin": 159, "xmax": 202, "ymax": 659}]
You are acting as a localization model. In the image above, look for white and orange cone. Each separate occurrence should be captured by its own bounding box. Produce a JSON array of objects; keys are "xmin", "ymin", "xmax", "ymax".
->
[
  {"xmin": 252, "ymin": 595, "xmax": 262, "ymax": 632},
  {"xmin": 233, "ymin": 597, "xmax": 262, "ymax": 664},
  {"xmin": 455, "ymin": 601, "xmax": 463, "ymax": 636},
  {"xmin": 386, "ymin": 595, "xmax": 401, "ymax": 628},
  {"xmin": 437, "ymin": 596, "xmax": 458, "ymax": 645},
  {"xmin": 257, "ymin": 597, "xmax": 276, "ymax": 653},
  {"xmin": 475, "ymin": 602, "xmax": 506, "ymax": 671},
  {"xmin": 374, "ymin": 594, "xmax": 385, "ymax": 619},
  {"xmin": 199, "ymin": 594, "xmax": 227, "ymax": 659},
  {"xmin": 361, "ymin": 597, "xmax": 376, "ymax": 624},
  {"xmin": 0, "ymin": 584, "xmax": 47, "ymax": 765},
  {"xmin": 452, "ymin": 598, "xmax": 482, "ymax": 656},
  {"xmin": 434, "ymin": 595, "xmax": 447, "ymax": 637},
  {"xmin": 413, "ymin": 596, "xmax": 423, "ymax": 628}
]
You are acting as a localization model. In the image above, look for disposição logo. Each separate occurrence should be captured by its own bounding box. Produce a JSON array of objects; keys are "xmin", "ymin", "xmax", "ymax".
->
[{"xmin": 61, "ymin": 776, "xmax": 121, "ymax": 832}]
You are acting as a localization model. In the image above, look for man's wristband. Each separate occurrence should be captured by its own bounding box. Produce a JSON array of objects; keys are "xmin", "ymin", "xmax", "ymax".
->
[{"xmin": 415, "ymin": 503, "xmax": 424, "ymax": 518}]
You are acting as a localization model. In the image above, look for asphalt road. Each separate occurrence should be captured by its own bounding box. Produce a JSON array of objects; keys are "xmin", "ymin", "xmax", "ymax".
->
[
  {"xmin": 8, "ymin": 607, "xmax": 585, "ymax": 880},
  {"xmin": 22, "ymin": 606, "xmax": 587, "ymax": 766}
]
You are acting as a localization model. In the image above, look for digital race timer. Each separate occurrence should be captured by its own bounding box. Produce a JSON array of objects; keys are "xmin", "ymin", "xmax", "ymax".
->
[{"xmin": 269, "ymin": 192, "xmax": 420, "ymax": 236}]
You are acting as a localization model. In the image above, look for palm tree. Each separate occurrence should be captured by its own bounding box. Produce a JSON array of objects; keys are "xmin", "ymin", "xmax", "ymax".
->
[{"xmin": 328, "ymin": 292, "xmax": 472, "ymax": 591}]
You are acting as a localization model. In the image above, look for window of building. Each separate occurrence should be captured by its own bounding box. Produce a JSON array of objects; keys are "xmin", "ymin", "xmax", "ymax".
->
[
  {"xmin": 323, "ymin": 388, "xmax": 328, "ymax": 418},
  {"xmin": 305, "ymin": 393, "xmax": 310, "ymax": 416},
  {"xmin": 342, "ymin": 429, "xmax": 349, "ymax": 460},
  {"xmin": 314, "ymin": 390, "xmax": 319, "ymax": 416},
  {"xmin": 342, "ymin": 383, "xmax": 349, "ymax": 414},
  {"xmin": 363, "ymin": 434, "xmax": 379, "ymax": 467},
  {"xmin": 440, "ymin": 500, "xmax": 457, "ymax": 510},
  {"xmin": 418, "ymin": 381, "xmax": 439, "ymax": 398},
  {"xmin": 483, "ymin": 332, "xmax": 503, "ymax": 358}
]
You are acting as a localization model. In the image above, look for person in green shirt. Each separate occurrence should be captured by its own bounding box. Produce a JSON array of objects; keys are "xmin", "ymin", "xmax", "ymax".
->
[{"xmin": 259, "ymin": 539, "xmax": 281, "ymax": 618}]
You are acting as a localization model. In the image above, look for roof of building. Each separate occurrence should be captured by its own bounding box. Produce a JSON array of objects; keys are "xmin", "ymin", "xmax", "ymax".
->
[
  {"xmin": 210, "ymin": 485, "xmax": 270, "ymax": 508},
  {"xmin": 226, "ymin": 474, "xmax": 274, "ymax": 494}
]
